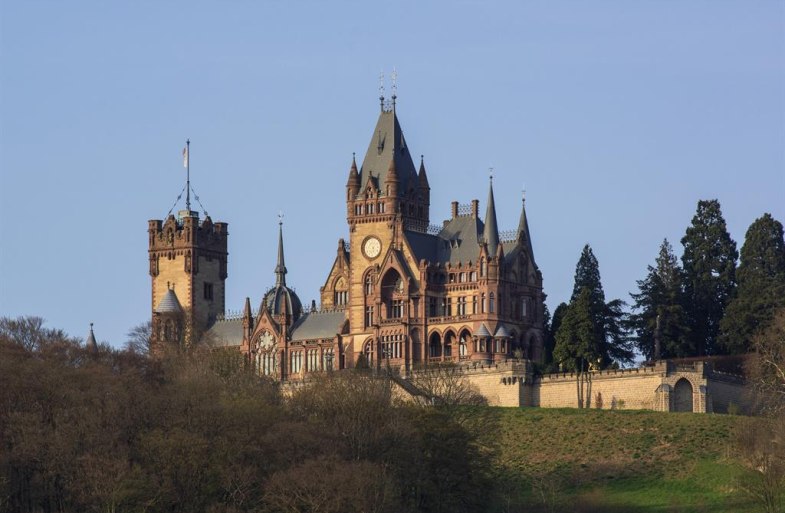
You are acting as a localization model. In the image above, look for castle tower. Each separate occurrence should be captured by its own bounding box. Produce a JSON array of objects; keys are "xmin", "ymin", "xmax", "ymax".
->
[{"xmin": 148, "ymin": 144, "xmax": 228, "ymax": 351}]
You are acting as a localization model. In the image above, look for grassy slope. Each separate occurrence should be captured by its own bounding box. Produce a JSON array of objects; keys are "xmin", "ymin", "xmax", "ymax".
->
[{"xmin": 472, "ymin": 407, "xmax": 761, "ymax": 513}]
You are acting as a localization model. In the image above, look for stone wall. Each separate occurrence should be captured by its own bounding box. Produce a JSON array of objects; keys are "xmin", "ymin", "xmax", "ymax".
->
[{"xmin": 533, "ymin": 366, "xmax": 666, "ymax": 410}]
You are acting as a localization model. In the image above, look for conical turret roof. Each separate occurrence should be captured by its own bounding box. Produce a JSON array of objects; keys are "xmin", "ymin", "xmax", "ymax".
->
[
  {"xmin": 156, "ymin": 289, "xmax": 183, "ymax": 314},
  {"xmin": 86, "ymin": 323, "xmax": 98, "ymax": 354},
  {"xmin": 483, "ymin": 179, "xmax": 500, "ymax": 257},
  {"xmin": 357, "ymin": 107, "xmax": 417, "ymax": 198}
]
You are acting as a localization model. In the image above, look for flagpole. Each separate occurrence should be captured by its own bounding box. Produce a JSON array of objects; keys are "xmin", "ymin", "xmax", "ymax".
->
[{"xmin": 185, "ymin": 139, "xmax": 191, "ymax": 212}]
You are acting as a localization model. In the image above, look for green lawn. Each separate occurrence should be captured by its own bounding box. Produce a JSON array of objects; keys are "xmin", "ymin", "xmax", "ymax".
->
[{"xmin": 470, "ymin": 407, "xmax": 768, "ymax": 513}]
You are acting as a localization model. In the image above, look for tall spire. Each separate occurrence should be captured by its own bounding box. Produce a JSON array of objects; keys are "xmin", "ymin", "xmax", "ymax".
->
[
  {"xmin": 275, "ymin": 216, "xmax": 287, "ymax": 286},
  {"xmin": 86, "ymin": 322, "xmax": 98, "ymax": 355},
  {"xmin": 516, "ymin": 188, "xmax": 537, "ymax": 266},
  {"xmin": 347, "ymin": 152, "xmax": 360, "ymax": 194},
  {"xmin": 418, "ymin": 155, "xmax": 430, "ymax": 189},
  {"xmin": 483, "ymin": 173, "xmax": 500, "ymax": 257}
]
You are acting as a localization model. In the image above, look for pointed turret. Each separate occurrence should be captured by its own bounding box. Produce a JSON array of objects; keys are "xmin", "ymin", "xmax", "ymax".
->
[
  {"xmin": 263, "ymin": 220, "xmax": 302, "ymax": 322},
  {"xmin": 275, "ymin": 221, "xmax": 287, "ymax": 287},
  {"xmin": 346, "ymin": 153, "xmax": 360, "ymax": 196},
  {"xmin": 86, "ymin": 323, "xmax": 98, "ymax": 355},
  {"xmin": 384, "ymin": 156, "xmax": 399, "ymax": 197},
  {"xmin": 358, "ymin": 105, "xmax": 417, "ymax": 198},
  {"xmin": 418, "ymin": 155, "xmax": 430, "ymax": 189},
  {"xmin": 483, "ymin": 178, "xmax": 500, "ymax": 257},
  {"xmin": 516, "ymin": 191, "xmax": 537, "ymax": 268}
]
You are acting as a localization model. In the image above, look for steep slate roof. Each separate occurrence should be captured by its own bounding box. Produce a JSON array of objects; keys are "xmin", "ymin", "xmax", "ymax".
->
[
  {"xmin": 290, "ymin": 311, "xmax": 346, "ymax": 341},
  {"xmin": 206, "ymin": 318, "xmax": 244, "ymax": 347},
  {"xmin": 404, "ymin": 215, "xmax": 485, "ymax": 266},
  {"xmin": 156, "ymin": 289, "xmax": 183, "ymax": 313},
  {"xmin": 357, "ymin": 108, "xmax": 418, "ymax": 197}
]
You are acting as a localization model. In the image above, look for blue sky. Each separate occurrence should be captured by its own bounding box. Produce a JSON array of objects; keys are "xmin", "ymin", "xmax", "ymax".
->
[{"xmin": 1, "ymin": 1, "xmax": 783, "ymax": 348}]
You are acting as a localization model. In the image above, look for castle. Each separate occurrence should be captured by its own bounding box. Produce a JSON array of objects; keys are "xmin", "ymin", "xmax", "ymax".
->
[{"xmin": 147, "ymin": 94, "xmax": 744, "ymax": 412}]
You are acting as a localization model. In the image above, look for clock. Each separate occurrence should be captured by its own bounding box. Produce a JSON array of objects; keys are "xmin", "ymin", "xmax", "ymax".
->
[{"xmin": 363, "ymin": 236, "xmax": 382, "ymax": 259}]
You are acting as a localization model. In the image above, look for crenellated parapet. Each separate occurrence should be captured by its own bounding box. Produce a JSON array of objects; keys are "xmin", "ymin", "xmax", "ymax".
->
[{"xmin": 148, "ymin": 214, "xmax": 228, "ymax": 279}]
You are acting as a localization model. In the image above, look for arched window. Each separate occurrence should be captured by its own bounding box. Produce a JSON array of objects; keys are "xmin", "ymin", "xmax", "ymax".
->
[
  {"xmin": 480, "ymin": 259, "xmax": 487, "ymax": 277},
  {"xmin": 365, "ymin": 275, "xmax": 374, "ymax": 295},
  {"xmin": 489, "ymin": 293, "xmax": 495, "ymax": 313}
]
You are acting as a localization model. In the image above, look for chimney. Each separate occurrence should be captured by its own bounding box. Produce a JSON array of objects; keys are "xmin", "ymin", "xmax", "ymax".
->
[
  {"xmin": 451, "ymin": 201, "xmax": 459, "ymax": 219},
  {"xmin": 471, "ymin": 199, "xmax": 479, "ymax": 218}
]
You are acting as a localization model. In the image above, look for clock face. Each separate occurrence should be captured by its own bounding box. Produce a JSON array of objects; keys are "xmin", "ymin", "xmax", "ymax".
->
[{"xmin": 363, "ymin": 236, "xmax": 382, "ymax": 259}]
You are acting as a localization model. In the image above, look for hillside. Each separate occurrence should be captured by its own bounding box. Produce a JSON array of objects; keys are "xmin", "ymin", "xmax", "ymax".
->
[{"xmin": 475, "ymin": 407, "xmax": 760, "ymax": 513}]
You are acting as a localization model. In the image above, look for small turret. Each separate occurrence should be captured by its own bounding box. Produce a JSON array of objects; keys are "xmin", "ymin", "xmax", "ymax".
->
[
  {"xmin": 86, "ymin": 323, "xmax": 98, "ymax": 355},
  {"xmin": 346, "ymin": 153, "xmax": 360, "ymax": 198},
  {"xmin": 418, "ymin": 155, "xmax": 430, "ymax": 190},
  {"xmin": 483, "ymin": 177, "xmax": 500, "ymax": 258},
  {"xmin": 385, "ymin": 156, "xmax": 399, "ymax": 198},
  {"xmin": 263, "ymin": 220, "xmax": 303, "ymax": 323}
]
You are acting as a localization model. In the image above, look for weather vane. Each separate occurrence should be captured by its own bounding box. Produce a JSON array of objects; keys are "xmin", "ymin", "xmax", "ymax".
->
[
  {"xmin": 379, "ymin": 70, "xmax": 385, "ymax": 99},
  {"xmin": 277, "ymin": 211, "xmax": 284, "ymax": 226},
  {"xmin": 489, "ymin": 167, "xmax": 494, "ymax": 181},
  {"xmin": 522, "ymin": 184, "xmax": 526, "ymax": 202}
]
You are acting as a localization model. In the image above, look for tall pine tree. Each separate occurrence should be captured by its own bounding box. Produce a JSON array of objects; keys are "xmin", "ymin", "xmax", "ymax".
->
[
  {"xmin": 681, "ymin": 199, "xmax": 738, "ymax": 355},
  {"xmin": 719, "ymin": 213, "xmax": 785, "ymax": 354},
  {"xmin": 629, "ymin": 239, "xmax": 692, "ymax": 360},
  {"xmin": 560, "ymin": 245, "xmax": 633, "ymax": 368}
]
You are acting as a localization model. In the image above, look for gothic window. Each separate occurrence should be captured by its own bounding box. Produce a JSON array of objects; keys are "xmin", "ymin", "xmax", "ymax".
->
[
  {"xmin": 457, "ymin": 296, "xmax": 466, "ymax": 315},
  {"xmin": 472, "ymin": 295, "xmax": 477, "ymax": 314},
  {"xmin": 481, "ymin": 293, "xmax": 486, "ymax": 313},
  {"xmin": 390, "ymin": 299, "xmax": 404, "ymax": 319},
  {"xmin": 470, "ymin": 271, "xmax": 477, "ymax": 282},
  {"xmin": 365, "ymin": 306, "xmax": 374, "ymax": 327},
  {"xmin": 203, "ymin": 282, "xmax": 214, "ymax": 301},
  {"xmin": 364, "ymin": 340, "xmax": 374, "ymax": 366},
  {"xmin": 459, "ymin": 272, "xmax": 466, "ymax": 283},
  {"xmin": 307, "ymin": 349, "xmax": 319, "ymax": 372},
  {"xmin": 446, "ymin": 297, "xmax": 452, "ymax": 316},
  {"xmin": 480, "ymin": 259, "xmax": 486, "ymax": 277},
  {"xmin": 322, "ymin": 348, "xmax": 335, "ymax": 370},
  {"xmin": 365, "ymin": 275, "xmax": 373, "ymax": 295},
  {"xmin": 258, "ymin": 351, "xmax": 277, "ymax": 377},
  {"xmin": 449, "ymin": 273, "xmax": 456, "ymax": 284},
  {"xmin": 489, "ymin": 293, "xmax": 495, "ymax": 313},
  {"xmin": 522, "ymin": 297, "xmax": 529, "ymax": 319},
  {"xmin": 429, "ymin": 297, "xmax": 437, "ymax": 317},
  {"xmin": 334, "ymin": 290, "xmax": 348, "ymax": 306},
  {"xmin": 459, "ymin": 339, "xmax": 467, "ymax": 357},
  {"xmin": 290, "ymin": 351, "xmax": 303, "ymax": 374}
]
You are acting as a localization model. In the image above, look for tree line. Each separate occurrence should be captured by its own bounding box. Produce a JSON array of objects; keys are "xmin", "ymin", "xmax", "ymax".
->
[
  {"xmin": 0, "ymin": 317, "xmax": 498, "ymax": 513},
  {"xmin": 544, "ymin": 200, "xmax": 785, "ymax": 376}
]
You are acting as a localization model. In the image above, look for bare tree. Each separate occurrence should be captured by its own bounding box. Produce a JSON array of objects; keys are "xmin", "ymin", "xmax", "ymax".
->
[
  {"xmin": 408, "ymin": 362, "xmax": 487, "ymax": 407},
  {"xmin": 736, "ymin": 308, "xmax": 785, "ymax": 512},
  {"xmin": 124, "ymin": 320, "xmax": 152, "ymax": 355}
]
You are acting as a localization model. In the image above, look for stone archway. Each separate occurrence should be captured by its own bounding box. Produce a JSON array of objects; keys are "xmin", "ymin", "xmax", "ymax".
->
[{"xmin": 673, "ymin": 378, "xmax": 693, "ymax": 412}]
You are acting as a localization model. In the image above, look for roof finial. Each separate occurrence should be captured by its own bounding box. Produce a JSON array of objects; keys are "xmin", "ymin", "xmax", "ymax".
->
[
  {"xmin": 489, "ymin": 167, "xmax": 494, "ymax": 182},
  {"xmin": 379, "ymin": 70, "xmax": 385, "ymax": 111},
  {"xmin": 522, "ymin": 184, "xmax": 526, "ymax": 204},
  {"xmin": 391, "ymin": 67, "xmax": 397, "ymax": 110},
  {"xmin": 275, "ymin": 213, "xmax": 287, "ymax": 286}
]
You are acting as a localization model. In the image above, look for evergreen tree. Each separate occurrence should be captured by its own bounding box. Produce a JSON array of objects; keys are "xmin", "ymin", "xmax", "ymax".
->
[
  {"xmin": 719, "ymin": 213, "xmax": 785, "ymax": 354},
  {"xmin": 544, "ymin": 302, "xmax": 568, "ymax": 370},
  {"xmin": 681, "ymin": 199, "xmax": 738, "ymax": 355},
  {"xmin": 553, "ymin": 290, "xmax": 598, "ymax": 407},
  {"xmin": 571, "ymin": 245, "xmax": 605, "ymax": 306},
  {"xmin": 562, "ymin": 245, "xmax": 633, "ymax": 368},
  {"xmin": 629, "ymin": 239, "xmax": 692, "ymax": 360}
]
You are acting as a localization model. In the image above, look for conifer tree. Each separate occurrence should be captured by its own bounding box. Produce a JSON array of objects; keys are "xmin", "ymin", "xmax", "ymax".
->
[
  {"xmin": 681, "ymin": 199, "xmax": 738, "ymax": 355},
  {"xmin": 719, "ymin": 213, "xmax": 785, "ymax": 354},
  {"xmin": 558, "ymin": 245, "xmax": 633, "ymax": 369},
  {"xmin": 629, "ymin": 239, "xmax": 692, "ymax": 360},
  {"xmin": 553, "ymin": 289, "xmax": 598, "ymax": 407}
]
